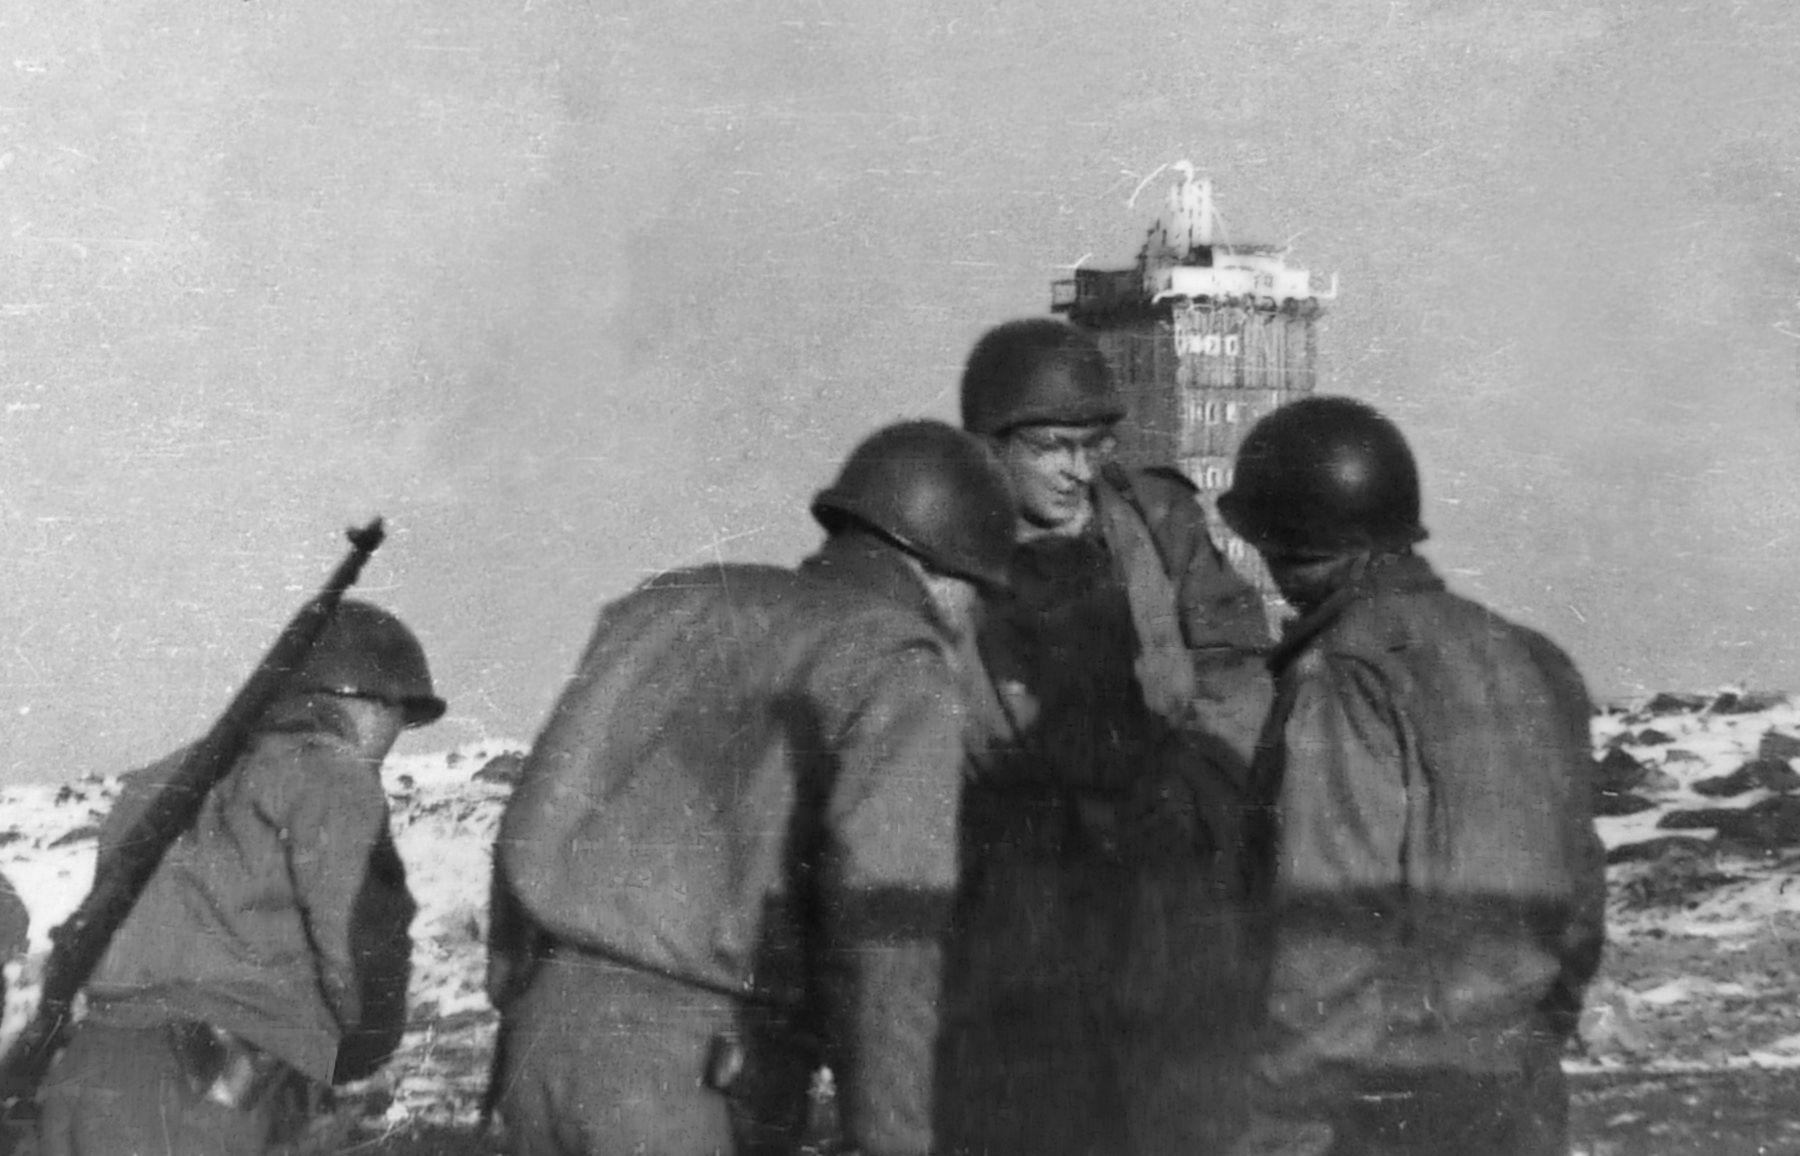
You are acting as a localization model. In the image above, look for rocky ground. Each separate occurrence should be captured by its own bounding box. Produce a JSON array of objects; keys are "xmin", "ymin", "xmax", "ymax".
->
[
  {"xmin": 8, "ymin": 692, "xmax": 1800, "ymax": 1153},
  {"xmin": 1566, "ymin": 691, "xmax": 1800, "ymax": 1155}
]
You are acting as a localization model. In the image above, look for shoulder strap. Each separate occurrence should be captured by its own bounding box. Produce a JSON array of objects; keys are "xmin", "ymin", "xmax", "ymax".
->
[
  {"xmin": 1100, "ymin": 463, "xmax": 1176, "ymax": 576},
  {"xmin": 1096, "ymin": 467, "xmax": 1198, "ymax": 724}
]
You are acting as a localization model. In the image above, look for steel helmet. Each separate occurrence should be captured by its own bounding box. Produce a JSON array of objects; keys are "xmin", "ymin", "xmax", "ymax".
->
[
  {"xmin": 288, "ymin": 599, "xmax": 446, "ymax": 728},
  {"xmin": 1217, "ymin": 395, "xmax": 1428, "ymax": 555},
  {"xmin": 960, "ymin": 318, "xmax": 1126, "ymax": 437},
  {"xmin": 811, "ymin": 420, "xmax": 1016, "ymax": 592}
]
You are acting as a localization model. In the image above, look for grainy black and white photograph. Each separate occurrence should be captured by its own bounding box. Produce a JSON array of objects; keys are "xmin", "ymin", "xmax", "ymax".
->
[{"xmin": 3, "ymin": 2, "xmax": 1800, "ymax": 1153}]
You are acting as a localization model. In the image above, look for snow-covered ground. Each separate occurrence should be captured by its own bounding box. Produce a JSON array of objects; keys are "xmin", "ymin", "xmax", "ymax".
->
[
  {"xmin": 1578, "ymin": 692, "xmax": 1800, "ymax": 1087},
  {"xmin": 4, "ymin": 694, "xmax": 1800, "ymax": 1144}
]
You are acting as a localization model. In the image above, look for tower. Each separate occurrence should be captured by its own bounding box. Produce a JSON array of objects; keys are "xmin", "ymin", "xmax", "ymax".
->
[{"xmin": 1051, "ymin": 167, "xmax": 1335, "ymax": 602}]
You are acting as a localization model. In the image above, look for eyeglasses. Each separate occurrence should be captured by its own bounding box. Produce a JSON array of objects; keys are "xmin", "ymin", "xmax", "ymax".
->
[{"xmin": 1010, "ymin": 428, "xmax": 1119, "ymax": 461}]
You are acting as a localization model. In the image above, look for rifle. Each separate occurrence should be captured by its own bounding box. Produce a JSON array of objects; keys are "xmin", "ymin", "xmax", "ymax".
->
[{"xmin": 0, "ymin": 518, "xmax": 387, "ymax": 1114}]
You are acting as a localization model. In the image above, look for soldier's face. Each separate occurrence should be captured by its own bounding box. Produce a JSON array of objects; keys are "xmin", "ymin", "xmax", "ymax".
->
[
  {"xmin": 330, "ymin": 693, "xmax": 409, "ymax": 766},
  {"xmin": 1263, "ymin": 549, "xmax": 1364, "ymax": 613},
  {"xmin": 996, "ymin": 423, "xmax": 1119, "ymax": 535}
]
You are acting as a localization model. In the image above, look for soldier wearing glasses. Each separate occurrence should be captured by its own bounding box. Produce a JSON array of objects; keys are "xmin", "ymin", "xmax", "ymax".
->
[{"xmin": 936, "ymin": 318, "xmax": 1274, "ymax": 1156}]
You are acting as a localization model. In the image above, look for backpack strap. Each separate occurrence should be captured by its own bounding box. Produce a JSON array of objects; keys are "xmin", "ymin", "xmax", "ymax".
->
[{"xmin": 1096, "ymin": 464, "xmax": 1198, "ymax": 725}]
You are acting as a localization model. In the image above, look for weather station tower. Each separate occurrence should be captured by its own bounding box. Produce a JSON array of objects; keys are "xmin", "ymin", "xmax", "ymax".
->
[{"xmin": 1051, "ymin": 165, "xmax": 1336, "ymax": 602}]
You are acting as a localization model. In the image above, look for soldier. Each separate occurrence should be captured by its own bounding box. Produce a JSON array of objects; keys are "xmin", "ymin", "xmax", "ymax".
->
[
  {"xmin": 35, "ymin": 600, "xmax": 443, "ymax": 1156},
  {"xmin": 937, "ymin": 317, "xmax": 1275, "ymax": 1156},
  {"xmin": 1215, "ymin": 396, "xmax": 1607, "ymax": 1155},
  {"xmin": 489, "ymin": 420, "xmax": 1015, "ymax": 1156}
]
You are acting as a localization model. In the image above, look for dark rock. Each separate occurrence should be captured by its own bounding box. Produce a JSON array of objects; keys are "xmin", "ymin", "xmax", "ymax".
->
[
  {"xmin": 1715, "ymin": 796, "xmax": 1800, "ymax": 851},
  {"xmin": 1645, "ymin": 692, "xmax": 1709, "ymax": 716},
  {"xmin": 1753, "ymin": 758, "xmax": 1800, "ymax": 793},
  {"xmin": 53, "ymin": 785, "xmax": 85, "ymax": 806},
  {"xmin": 1692, "ymin": 766, "xmax": 1761, "ymax": 798},
  {"xmin": 473, "ymin": 751, "xmax": 526, "ymax": 786},
  {"xmin": 1658, "ymin": 808, "xmax": 1740, "ymax": 831},
  {"xmin": 1595, "ymin": 748, "xmax": 1649, "ymax": 794},
  {"xmin": 1607, "ymin": 835, "xmax": 1715, "ymax": 865},
  {"xmin": 0, "ymin": 830, "xmax": 22, "ymax": 847},
  {"xmin": 1710, "ymin": 690, "xmax": 1788, "ymax": 715},
  {"xmin": 1593, "ymin": 749, "xmax": 1657, "ymax": 816},
  {"xmin": 1615, "ymin": 849, "xmax": 1743, "ymax": 910},
  {"xmin": 49, "ymin": 824, "xmax": 99, "ymax": 848},
  {"xmin": 1633, "ymin": 728, "xmax": 1675, "ymax": 746},
  {"xmin": 1595, "ymin": 791, "xmax": 1658, "ymax": 817},
  {"xmin": 1759, "ymin": 730, "xmax": 1800, "ymax": 763},
  {"xmin": 1691, "ymin": 758, "xmax": 1800, "ymax": 798},
  {"xmin": 1637, "ymin": 767, "xmax": 1682, "ymax": 795},
  {"xmin": 396, "ymin": 774, "xmax": 416, "ymax": 791}
]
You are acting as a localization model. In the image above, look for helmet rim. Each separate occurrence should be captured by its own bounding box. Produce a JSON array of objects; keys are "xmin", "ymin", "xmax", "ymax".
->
[
  {"xmin": 810, "ymin": 420, "xmax": 1016, "ymax": 594},
  {"xmin": 1219, "ymin": 396, "xmax": 1427, "ymax": 555},
  {"xmin": 287, "ymin": 600, "xmax": 445, "ymax": 730}
]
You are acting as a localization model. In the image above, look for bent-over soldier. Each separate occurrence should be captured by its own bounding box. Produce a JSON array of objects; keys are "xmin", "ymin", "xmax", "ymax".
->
[{"xmin": 490, "ymin": 420, "xmax": 1014, "ymax": 1156}]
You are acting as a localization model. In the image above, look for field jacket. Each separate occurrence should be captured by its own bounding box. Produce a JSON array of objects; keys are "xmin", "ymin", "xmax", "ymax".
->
[
  {"xmin": 1094, "ymin": 465, "xmax": 1273, "ymax": 759},
  {"xmin": 1253, "ymin": 553, "xmax": 1607, "ymax": 1107},
  {"xmin": 948, "ymin": 466, "xmax": 1273, "ymax": 1034},
  {"xmin": 968, "ymin": 464, "xmax": 1270, "ymax": 775},
  {"xmin": 497, "ymin": 536, "xmax": 969, "ymax": 1156},
  {"xmin": 86, "ymin": 706, "xmax": 414, "ymax": 1085}
]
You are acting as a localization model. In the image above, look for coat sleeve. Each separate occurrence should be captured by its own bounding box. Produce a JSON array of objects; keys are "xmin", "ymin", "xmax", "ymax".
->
[
  {"xmin": 332, "ymin": 818, "xmax": 418, "ymax": 1084},
  {"xmin": 485, "ymin": 854, "xmax": 550, "ymax": 1011},
  {"xmin": 254, "ymin": 747, "xmax": 390, "ymax": 1035},
  {"xmin": 1548, "ymin": 806, "xmax": 1608, "ymax": 1039},
  {"xmin": 94, "ymin": 747, "xmax": 192, "ymax": 881},
  {"xmin": 1129, "ymin": 470, "xmax": 1274, "ymax": 768},
  {"xmin": 815, "ymin": 638, "xmax": 965, "ymax": 1156},
  {"xmin": 1538, "ymin": 648, "xmax": 1608, "ymax": 1039}
]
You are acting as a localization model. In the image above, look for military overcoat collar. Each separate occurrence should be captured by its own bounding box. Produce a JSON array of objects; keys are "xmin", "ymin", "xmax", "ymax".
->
[
  {"xmin": 1267, "ymin": 551, "xmax": 1446, "ymax": 674},
  {"xmin": 799, "ymin": 530, "xmax": 948, "ymax": 637}
]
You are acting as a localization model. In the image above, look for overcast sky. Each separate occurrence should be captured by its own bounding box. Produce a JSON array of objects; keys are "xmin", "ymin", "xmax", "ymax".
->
[{"xmin": 4, "ymin": 0, "xmax": 1799, "ymax": 785}]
